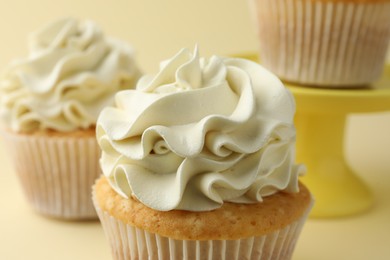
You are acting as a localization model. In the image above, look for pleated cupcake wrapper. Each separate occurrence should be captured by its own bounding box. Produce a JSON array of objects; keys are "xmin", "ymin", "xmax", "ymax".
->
[
  {"xmin": 2, "ymin": 131, "xmax": 101, "ymax": 220},
  {"xmin": 252, "ymin": 0, "xmax": 390, "ymax": 86},
  {"xmin": 93, "ymin": 188, "xmax": 313, "ymax": 260}
]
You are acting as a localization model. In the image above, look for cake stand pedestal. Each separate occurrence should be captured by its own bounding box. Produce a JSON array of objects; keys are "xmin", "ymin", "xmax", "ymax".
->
[{"xmin": 286, "ymin": 65, "xmax": 390, "ymax": 218}]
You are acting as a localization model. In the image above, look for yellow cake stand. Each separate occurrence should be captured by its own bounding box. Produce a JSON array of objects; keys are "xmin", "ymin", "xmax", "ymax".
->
[
  {"xmin": 287, "ymin": 65, "xmax": 390, "ymax": 218},
  {"xmin": 232, "ymin": 53, "xmax": 390, "ymax": 218}
]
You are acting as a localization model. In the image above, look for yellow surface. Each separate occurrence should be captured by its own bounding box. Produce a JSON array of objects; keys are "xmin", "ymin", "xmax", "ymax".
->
[
  {"xmin": 238, "ymin": 53, "xmax": 390, "ymax": 218},
  {"xmin": 295, "ymin": 113, "xmax": 374, "ymax": 218},
  {"xmin": 291, "ymin": 67, "xmax": 390, "ymax": 218},
  {"xmin": 0, "ymin": 1, "xmax": 390, "ymax": 259},
  {"xmin": 287, "ymin": 66, "xmax": 390, "ymax": 114}
]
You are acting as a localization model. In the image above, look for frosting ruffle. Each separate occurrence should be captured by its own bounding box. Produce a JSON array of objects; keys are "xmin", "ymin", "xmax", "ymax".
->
[
  {"xmin": 0, "ymin": 18, "xmax": 142, "ymax": 132},
  {"xmin": 97, "ymin": 47, "xmax": 304, "ymax": 211}
]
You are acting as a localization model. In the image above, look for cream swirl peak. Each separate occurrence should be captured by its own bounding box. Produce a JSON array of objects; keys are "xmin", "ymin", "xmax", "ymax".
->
[
  {"xmin": 97, "ymin": 47, "xmax": 305, "ymax": 212},
  {"xmin": 0, "ymin": 17, "xmax": 142, "ymax": 132}
]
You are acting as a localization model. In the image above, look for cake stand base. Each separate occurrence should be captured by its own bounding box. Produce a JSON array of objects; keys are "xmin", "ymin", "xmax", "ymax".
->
[
  {"xmin": 295, "ymin": 113, "xmax": 373, "ymax": 217},
  {"xmin": 232, "ymin": 53, "xmax": 390, "ymax": 218},
  {"xmin": 287, "ymin": 64, "xmax": 390, "ymax": 217}
]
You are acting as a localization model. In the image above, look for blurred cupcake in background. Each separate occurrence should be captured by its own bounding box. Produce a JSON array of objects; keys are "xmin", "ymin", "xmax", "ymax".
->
[
  {"xmin": 250, "ymin": 0, "xmax": 390, "ymax": 87},
  {"xmin": 0, "ymin": 17, "xmax": 142, "ymax": 220},
  {"xmin": 93, "ymin": 47, "xmax": 313, "ymax": 259}
]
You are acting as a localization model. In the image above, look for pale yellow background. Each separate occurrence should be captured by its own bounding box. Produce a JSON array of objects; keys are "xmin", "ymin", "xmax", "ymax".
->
[{"xmin": 0, "ymin": 1, "xmax": 389, "ymax": 260}]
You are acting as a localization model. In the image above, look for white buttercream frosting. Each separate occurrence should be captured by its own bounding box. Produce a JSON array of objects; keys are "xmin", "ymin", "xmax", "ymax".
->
[
  {"xmin": 97, "ymin": 47, "xmax": 305, "ymax": 212},
  {"xmin": 0, "ymin": 17, "xmax": 142, "ymax": 132}
]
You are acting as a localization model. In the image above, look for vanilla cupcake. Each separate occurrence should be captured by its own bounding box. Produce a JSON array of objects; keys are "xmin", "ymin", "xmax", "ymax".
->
[
  {"xmin": 93, "ymin": 47, "xmax": 312, "ymax": 259},
  {"xmin": 250, "ymin": 0, "xmax": 390, "ymax": 87},
  {"xmin": 0, "ymin": 18, "xmax": 142, "ymax": 219}
]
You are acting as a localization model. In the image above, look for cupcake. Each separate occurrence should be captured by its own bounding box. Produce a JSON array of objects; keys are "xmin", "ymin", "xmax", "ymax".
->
[
  {"xmin": 93, "ymin": 47, "xmax": 313, "ymax": 259},
  {"xmin": 0, "ymin": 18, "xmax": 142, "ymax": 219},
  {"xmin": 249, "ymin": 0, "xmax": 390, "ymax": 87}
]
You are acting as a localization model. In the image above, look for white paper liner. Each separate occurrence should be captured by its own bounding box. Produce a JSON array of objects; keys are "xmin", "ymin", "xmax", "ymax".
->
[
  {"xmin": 93, "ymin": 186, "xmax": 313, "ymax": 260},
  {"xmin": 251, "ymin": 0, "xmax": 390, "ymax": 87},
  {"xmin": 2, "ymin": 131, "xmax": 101, "ymax": 219}
]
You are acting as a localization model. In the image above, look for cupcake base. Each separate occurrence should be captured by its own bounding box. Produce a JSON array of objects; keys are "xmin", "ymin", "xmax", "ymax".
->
[
  {"xmin": 93, "ymin": 176, "xmax": 313, "ymax": 260},
  {"xmin": 96, "ymin": 209, "xmax": 310, "ymax": 260},
  {"xmin": 2, "ymin": 128, "xmax": 101, "ymax": 220},
  {"xmin": 251, "ymin": 0, "xmax": 390, "ymax": 87}
]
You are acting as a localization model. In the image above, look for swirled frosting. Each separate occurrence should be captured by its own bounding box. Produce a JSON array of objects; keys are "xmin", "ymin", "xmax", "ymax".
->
[
  {"xmin": 97, "ymin": 47, "xmax": 305, "ymax": 212},
  {"xmin": 0, "ymin": 18, "xmax": 142, "ymax": 132}
]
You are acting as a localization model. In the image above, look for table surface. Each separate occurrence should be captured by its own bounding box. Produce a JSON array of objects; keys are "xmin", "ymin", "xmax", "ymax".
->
[{"xmin": 0, "ymin": 1, "xmax": 390, "ymax": 260}]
